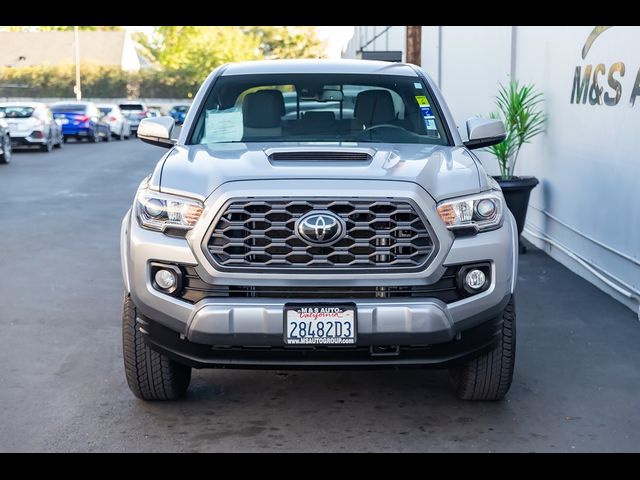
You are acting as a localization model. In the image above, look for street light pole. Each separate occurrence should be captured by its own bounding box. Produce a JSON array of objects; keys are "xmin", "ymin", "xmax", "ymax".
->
[{"xmin": 74, "ymin": 26, "xmax": 81, "ymax": 100}]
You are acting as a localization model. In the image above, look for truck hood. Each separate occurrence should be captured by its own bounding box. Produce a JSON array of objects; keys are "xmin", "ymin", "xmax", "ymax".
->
[{"xmin": 153, "ymin": 142, "xmax": 485, "ymax": 202}]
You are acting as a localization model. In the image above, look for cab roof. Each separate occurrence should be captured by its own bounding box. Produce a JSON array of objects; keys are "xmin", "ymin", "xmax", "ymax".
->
[{"xmin": 220, "ymin": 59, "xmax": 420, "ymax": 77}]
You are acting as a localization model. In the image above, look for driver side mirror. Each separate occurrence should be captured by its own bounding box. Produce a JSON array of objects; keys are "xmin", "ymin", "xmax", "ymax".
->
[
  {"xmin": 463, "ymin": 118, "xmax": 506, "ymax": 149},
  {"xmin": 137, "ymin": 116, "xmax": 176, "ymax": 148}
]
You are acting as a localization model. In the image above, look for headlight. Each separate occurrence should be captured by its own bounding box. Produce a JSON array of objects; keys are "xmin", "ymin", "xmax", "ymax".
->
[
  {"xmin": 135, "ymin": 187, "xmax": 204, "ymax": 234},
  {"xmin": 436, "ymin": 191, "xmax": 504, "ymax": 232}
]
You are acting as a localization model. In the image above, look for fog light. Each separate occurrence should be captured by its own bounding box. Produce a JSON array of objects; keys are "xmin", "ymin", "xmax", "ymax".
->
[
  {"xmin": 465, "ymin": 269, "xmax": 486, "ymax": 290},
  {"xmin": 155, "ymin": 269, "xmax": 176, "ymax": 290}
]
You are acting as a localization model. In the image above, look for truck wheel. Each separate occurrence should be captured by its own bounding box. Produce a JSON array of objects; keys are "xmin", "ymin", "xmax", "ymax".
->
[
  {"xmin": 122, "ymin": 294, "xmax": 191, "ymax": 400},
  {"xmin": 448, "ymin": 295, "xmax": 516, "ymax": 401}
]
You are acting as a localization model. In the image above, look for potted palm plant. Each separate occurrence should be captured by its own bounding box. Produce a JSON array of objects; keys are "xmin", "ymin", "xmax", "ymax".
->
[{"xmin": 486, "ymin": 80, "xmax": 546, "ymax": 241}]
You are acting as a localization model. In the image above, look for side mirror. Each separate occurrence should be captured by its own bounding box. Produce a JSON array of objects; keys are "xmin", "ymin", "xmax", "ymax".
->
[
  {"xmin": 137, "ymin": 116, "xmax": 176, "ymax": 148},
  {"xmin": 463, "ymin": 118, "xmax": 506, "ymax": 149}
]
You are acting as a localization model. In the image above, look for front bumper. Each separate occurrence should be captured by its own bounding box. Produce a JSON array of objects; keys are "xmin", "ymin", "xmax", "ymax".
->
[
  {"xmin": 137, "ymin": 299, "xmax": 508, "ymax": 368},
  {"xmin": 121, "ymin": 180, "xmax": 518, "ymax": 368}
]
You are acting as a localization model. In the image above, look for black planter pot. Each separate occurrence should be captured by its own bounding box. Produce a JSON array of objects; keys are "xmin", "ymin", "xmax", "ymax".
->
[{"xmin": 494, "ymin": 176, "xmax": 539, "ymax": 236}]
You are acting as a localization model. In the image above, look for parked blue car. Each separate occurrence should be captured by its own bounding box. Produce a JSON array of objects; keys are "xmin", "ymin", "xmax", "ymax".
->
[
  {"xmin": 169, "ymin": 104, "xmax": 190, "ymax": 125},
  {"xmin": 50, "ymin": 101, "xmax": 111, "ymax": 143}
]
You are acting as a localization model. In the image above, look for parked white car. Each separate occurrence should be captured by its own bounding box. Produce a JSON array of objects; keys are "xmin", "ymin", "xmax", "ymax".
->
[
  {"xmin": 0, "ymin": 102, "xmax": 63, "ymax": 152},
  {"xmin": 97, "ymin": 104, "xmax": 132, "ymax": 140}
]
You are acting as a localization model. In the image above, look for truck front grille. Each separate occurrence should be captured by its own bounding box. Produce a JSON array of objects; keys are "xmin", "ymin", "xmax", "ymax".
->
[{"xmin": 205, "ymin": 198, "xmax": 437, "ymax": 273}]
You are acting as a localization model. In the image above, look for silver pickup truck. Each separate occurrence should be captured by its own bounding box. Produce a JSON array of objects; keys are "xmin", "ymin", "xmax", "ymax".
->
[{"xmin": 121, "ymin": 59, "xmax": 518, "ymax": 401}]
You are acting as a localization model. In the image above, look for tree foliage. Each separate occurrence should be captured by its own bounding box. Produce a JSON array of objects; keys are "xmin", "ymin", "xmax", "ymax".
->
[
  {"xmin": 0, "ymin": 64, "xmax": 128, "ymax": 98},
  {"xmin": 242, "ymin": 26, "xmax": 326, "ymax": 59},
  {"xmin": 141, "ymin": 26, "xmax": 326, "ymax": 83},
  {"xmin": 0, "ymin": 26, "xmax": 328, "ymax": 99},
  {"xmin": 141, "ymin": 26, "xmax": 261, "ymax": 84}
]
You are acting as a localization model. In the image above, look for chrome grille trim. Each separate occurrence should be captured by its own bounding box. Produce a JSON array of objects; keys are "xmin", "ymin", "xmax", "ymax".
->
[{"xmin": 204, "ymin": 197, "xmax": 438, "ymax": 273}]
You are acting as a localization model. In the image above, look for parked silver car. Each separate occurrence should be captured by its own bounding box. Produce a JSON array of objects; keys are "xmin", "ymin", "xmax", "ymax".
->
[
  {"xmin": 0, "ymin": 102, "xmax": 63, "ymax": 152},
  {"xmin": 121, "ymin": 60, "xmax": 517, "ymax": 401}
]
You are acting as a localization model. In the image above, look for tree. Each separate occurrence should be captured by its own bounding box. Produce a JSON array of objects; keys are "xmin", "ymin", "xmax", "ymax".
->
[
  {"xmin": 141, "ymin": 26, "xmax": 261, "ymax": 83},
  {"xmin": 243, "ymin": 26, "xmax": 326, "ymax": 59}
]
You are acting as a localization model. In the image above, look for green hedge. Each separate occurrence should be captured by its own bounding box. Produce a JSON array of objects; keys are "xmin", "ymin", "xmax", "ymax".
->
[{"xmin": 0, "ymin": 64, "xmax": 203, "ymax": 98}]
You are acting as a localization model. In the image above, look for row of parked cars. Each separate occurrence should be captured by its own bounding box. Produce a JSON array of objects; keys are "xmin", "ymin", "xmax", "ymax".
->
[{"xmin": 0, "ymin": 100, "xmax": 191, "ymax": 164}]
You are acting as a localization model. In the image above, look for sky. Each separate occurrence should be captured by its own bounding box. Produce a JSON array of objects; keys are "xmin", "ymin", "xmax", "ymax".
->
[{"xmin": 124, "ymin": 26, "xmax": 354, "ymax": 59}]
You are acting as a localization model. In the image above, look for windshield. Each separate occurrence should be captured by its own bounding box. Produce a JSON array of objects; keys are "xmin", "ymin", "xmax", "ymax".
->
[
  {"xmin": 52, "ymin": 104, "xmax": 86, "ymax": 113},
  {"xmin": 120, "ymin": 104, "xmax": 143, "ymax": 111},
  {"xmin": 99, "ymin": 107, "xmax": 112, "ymax": 115},
  {"xmin": 0, "ymin": 106, "xmax": 34, "ymax": 118},
  {"xmin": 173, "ymin": 106, "xmax": 189, "ymax": 112},
  {"xmin": 188, "ymin": 73, "xmax": 448, "ymax": 145}
]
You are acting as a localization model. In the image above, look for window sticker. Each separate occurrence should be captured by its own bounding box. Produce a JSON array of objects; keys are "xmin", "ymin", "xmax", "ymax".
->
[
  {"xmin": 415, "ymin": 95, "xmax": 430, "ymax": 107},
  {"xmin": 414, "ymin": 82, "xmax": 423, "ymax": 89},
  {"xmin": 416, "ymin": 96, "xmax": 436, "ymax": 131},
  {"xmin": 203, "ymin": 108, "xmax": 243, "ymax": 143},
  {"xmin": 419, "ymin": 106, "xmax": 433, "ymax": 117}
]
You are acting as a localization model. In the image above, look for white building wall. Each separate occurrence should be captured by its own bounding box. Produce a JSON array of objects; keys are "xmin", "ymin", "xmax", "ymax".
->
[
  {"xmin": 343, "ymin": 25, "xmax": 640, "ymax": 316},
  {"xmin": 345, "ymin": 26, "xmax": 405, "ymax": 61},
  {"xmin": 121, "ymin": 31, "xmax": 141, "ymax": 72}
]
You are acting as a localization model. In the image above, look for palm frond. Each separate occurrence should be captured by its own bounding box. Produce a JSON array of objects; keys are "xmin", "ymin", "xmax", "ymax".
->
[{"xmin": 484, "ymin": 80, "xmax": 546, "ymax": 179}]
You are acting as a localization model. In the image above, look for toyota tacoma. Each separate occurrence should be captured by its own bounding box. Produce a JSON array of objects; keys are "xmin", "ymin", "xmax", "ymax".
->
[{"xmin": 121, "ymin": 60, "xmax": 518, "ymax": 401}]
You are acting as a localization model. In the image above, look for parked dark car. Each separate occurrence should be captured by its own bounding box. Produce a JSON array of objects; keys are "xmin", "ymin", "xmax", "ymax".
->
[
  {"xmin": 50, "ymin": 101, "xmax": 111, "ymax": 143},
  {"xmin": 0, "ymin": 102, "xmax": 63, "ymax": 152},
  {"xmin": 169, "ymin": 104, "xmax": 190, "ymax": 125},
  {"xmin": 0, "ymin": 112, "xmax": 11, "ymax": 164}
]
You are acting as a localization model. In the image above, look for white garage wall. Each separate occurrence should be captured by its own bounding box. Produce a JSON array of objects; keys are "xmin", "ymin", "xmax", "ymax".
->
[
  {"xmin": 344, "ymin": 26, "xmax": 640, "ymax": 316},
  {"xmin": 344, "ymin": 27, "xmax": 405, "ymax": 61}
]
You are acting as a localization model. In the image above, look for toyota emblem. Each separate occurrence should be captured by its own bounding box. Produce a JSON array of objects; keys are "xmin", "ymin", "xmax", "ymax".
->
[{"xmin": 296, "ymin": 211, "xmax": 344, "ymax": 245}]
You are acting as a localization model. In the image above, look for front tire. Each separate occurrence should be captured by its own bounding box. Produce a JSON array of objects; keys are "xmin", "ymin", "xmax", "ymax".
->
[
  {"xmin": 448, "ymin": 295, "xmax": 516, "ymax": 401},
  {"xmin": 122, "ymin": 295, "xmax": 191, "ymax": 401},
  {"xmin": 0, "ymin": 134, "xmax": 11, "ymax": 164}
]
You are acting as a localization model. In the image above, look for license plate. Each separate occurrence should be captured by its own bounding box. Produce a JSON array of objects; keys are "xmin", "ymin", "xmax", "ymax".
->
[{"xmin": 284, "ymin": 303, "xmax": 356, "ymax": 345}]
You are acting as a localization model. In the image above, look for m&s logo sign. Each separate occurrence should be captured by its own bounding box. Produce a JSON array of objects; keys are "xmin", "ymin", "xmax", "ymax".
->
[{"xmin": 571, "ymin": 26, "xmax": 640, "ymax": 107}]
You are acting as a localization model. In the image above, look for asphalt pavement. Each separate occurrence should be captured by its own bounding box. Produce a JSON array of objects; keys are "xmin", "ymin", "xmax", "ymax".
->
[{"xmin": 1, "ymin": 138, "xmax": 639, "ymax": 452}]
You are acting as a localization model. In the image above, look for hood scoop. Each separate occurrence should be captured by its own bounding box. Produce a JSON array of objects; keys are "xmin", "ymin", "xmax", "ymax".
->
[{"xmin": 266, "ymin": 148, "xmax": 374, "ymax": 162}]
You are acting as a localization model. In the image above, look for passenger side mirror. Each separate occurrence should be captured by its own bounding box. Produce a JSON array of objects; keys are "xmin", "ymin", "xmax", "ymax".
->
[
  {"xmin": 463, "ymin": 118, "xmax": 506, "ymax": 149},
  {"xmin": 137, "ymin": 117, "xmax": 176, "ymax": 148}
]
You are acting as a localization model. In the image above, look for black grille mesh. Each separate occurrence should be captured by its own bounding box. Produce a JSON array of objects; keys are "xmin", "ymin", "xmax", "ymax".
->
[{"xmin": 207, "ymin": 198, "xmax": 435, "ymax": 271}]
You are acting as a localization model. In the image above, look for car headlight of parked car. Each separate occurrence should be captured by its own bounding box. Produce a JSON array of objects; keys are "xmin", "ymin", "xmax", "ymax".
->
[
  {"xmin": 135, "ymin": 182, "xmax": 203, "ymax": 233},
  {"xmin": 436, "ymin": 190, "xmax": 504, "ymax": 232}
]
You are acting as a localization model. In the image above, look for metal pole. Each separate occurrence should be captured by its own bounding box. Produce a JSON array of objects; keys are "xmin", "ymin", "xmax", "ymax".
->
[
  {"xmin": 406, "ymin": 26, "xmax": 422, "ymax": 66},
  {"xmin": 74, "ymin": 26, "xmax": 81, "ymax": 100}
]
